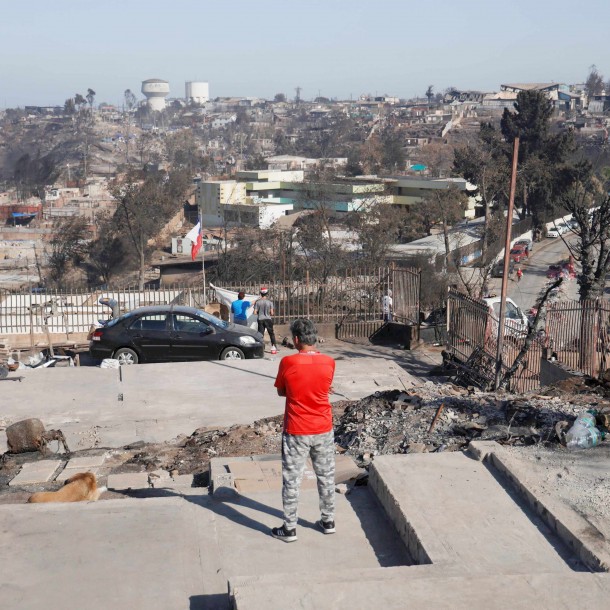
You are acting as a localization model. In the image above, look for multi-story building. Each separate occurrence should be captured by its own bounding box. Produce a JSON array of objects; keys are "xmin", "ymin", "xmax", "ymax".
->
[{"xmin": 195, "ymin": 171, "xmax": 478, "ymax": 229}]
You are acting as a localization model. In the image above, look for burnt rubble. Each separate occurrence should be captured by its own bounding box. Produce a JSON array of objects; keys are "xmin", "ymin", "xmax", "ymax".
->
[{"xmin": 334, "ymin": 383, "xmax": 604, "ymax": 461}]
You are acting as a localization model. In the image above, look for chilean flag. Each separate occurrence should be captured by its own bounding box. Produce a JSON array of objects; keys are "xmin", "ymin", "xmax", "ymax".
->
[{"xmin": 185, "ymin": 220, "xmax": 203, "ymax": 261}]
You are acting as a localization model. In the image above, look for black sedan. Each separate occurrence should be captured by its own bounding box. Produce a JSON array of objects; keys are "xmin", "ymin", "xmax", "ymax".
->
[{"xmin": 89, "ymin": 305, "xmax": 264, "ymax": 365}]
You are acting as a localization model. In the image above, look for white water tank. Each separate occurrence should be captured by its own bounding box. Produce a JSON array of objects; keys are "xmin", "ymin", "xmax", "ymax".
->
[
  {"xmin": 141, "ymin": 78, "xmax": 170, "ymax": 111},
  {"xmin": 185, "ymin": 81, "xmax": 209, "ymax": 104}
]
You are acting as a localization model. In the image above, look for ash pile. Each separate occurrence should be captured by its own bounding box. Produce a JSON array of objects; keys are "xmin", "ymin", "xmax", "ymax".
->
[{"xmin": 334, "ymin": 383, "xmax": 593, "ymax": 460}]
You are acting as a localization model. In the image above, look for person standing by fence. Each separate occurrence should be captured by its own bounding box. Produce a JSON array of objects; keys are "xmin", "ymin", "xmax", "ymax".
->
[
  {"xmin": 231, "ymin": 291, "xmax": 254, "ymax": 326},
  {"xmin": 382, "ymin": 290, "xmax": 393, "ymax": 322},
  {"xmin": 254, "ymin": 287, "xmax": 278, "ymax": 355}
]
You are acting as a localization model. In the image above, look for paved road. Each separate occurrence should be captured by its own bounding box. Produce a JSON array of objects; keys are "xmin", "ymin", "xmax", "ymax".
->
[{"xmin": 489, "ymin": 236, "xmax": 579, "ymax": 313}]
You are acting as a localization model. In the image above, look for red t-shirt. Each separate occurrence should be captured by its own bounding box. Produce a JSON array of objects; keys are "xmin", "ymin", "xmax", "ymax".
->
[{"xmin": 274, "ymin": 351, "xmax": 336, "ymax": 435}]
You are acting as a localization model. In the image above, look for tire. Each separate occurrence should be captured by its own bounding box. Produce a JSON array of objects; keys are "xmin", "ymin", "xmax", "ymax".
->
[
  {"xmin": 113, "ymin": 347, "xmax": 139, "ymax": 365},
  {"xmin": 220, "ymin": 346, "xmax": 245, "ymax": 361}
]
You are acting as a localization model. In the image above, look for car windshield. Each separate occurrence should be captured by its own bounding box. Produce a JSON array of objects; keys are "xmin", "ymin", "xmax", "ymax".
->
[
  {"xmin": 196, "ymin": 309, "xmax": 229, "ymax": 329},
  {"xmin": 106, "ymin": 311, "xmax": 135, "ymax": 328}
]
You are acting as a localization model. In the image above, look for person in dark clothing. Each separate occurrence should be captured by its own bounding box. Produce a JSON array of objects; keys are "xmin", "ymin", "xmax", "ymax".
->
[{"xmin": 254, "ymin": 288, "xmax": 278, "ymax": 354}]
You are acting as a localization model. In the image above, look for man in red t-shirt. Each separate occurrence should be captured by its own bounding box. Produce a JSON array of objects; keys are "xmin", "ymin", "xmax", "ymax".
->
[{"xmin": 271, "ymin": 318, "xmax": 336, "ymax": 542}]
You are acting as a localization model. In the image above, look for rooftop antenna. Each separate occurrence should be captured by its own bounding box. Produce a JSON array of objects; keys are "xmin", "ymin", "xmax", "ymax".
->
[{"xmin": 295, "ymin": 86, "xmax": 302, "ymax": 104}]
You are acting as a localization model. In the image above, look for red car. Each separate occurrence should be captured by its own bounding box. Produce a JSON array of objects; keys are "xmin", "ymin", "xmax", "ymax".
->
[{"xmin": 510, "ymin": 244, "xmax": 529, "ymax": 263}]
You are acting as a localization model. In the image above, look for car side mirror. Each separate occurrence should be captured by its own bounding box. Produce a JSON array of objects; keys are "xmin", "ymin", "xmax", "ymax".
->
[{"xmin": 200, "ymin": 327, "xmax": 213, "ymax": 336}]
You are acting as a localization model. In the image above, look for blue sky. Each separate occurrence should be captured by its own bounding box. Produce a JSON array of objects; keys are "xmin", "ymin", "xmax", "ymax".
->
[{"xmin": 1, "ymin": 0, "xmax": 609, "ymax": 107}]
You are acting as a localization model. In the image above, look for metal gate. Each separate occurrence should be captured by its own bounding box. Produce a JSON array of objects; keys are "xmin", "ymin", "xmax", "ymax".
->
[
  {"xmin": 392, "ymin": 267, "xmax": 420, "ymax": 325},
  {"xmin": 446, "ymin": 288, "xmax": 543, "ymax": 392}
]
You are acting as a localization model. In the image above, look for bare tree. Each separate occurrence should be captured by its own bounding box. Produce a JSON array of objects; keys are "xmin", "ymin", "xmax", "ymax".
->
[
  {"xmin": 111, "ymin": 169, "xmax": 190, "ymax": 288},
  {"xmin": 560, "ymin": 162, "xmax": 608, "ymax": 301},
  {"xmin": 86, "ymin": 213, "xmax": 130, "ymax": 285},
  {"xmin": 585, "ymin": 65, "xmax": 605, "ymax": 98},
  {"xmin": 46, "ymin": 216, "xmax": 90, "ymax": 285}
]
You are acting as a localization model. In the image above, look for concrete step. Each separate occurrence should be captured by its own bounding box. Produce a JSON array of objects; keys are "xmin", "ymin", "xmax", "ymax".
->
[
  {"xmin": 369, "ymin": 452, "xmax": 574, "ymax": 574},
  {"xmin": 229, "ymin": 563, "xmax": 462, "ymax": 597},
  {"xmin": 231, "ymin": 571, "xmax": 610, "ymax": 610}
]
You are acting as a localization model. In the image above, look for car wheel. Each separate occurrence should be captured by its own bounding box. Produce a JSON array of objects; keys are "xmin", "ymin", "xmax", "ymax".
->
[
  {"xmin": 114, "ymin": 347, "xmax": 139, "ymax": 365},
  {"xmin": 220, "ymin": 346, "xmax": 245, "ymax": 360}
]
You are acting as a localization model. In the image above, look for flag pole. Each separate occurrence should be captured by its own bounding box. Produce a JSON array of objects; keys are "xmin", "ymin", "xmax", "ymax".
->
[{"xmin": 200, "ymin": 216, "xmax": 207, "ymax": 306}]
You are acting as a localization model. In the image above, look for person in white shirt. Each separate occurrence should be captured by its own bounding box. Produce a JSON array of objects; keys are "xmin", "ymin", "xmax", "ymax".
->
[{"xmin": 382, "ymin": 290, "xmax": 393, "ymax": 322}]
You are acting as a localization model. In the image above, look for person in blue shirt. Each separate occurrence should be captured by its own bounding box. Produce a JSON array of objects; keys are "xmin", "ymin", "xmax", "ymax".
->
[{"xmin": 231, "ymin": 291, "xmax": 256, "ymax": 326}]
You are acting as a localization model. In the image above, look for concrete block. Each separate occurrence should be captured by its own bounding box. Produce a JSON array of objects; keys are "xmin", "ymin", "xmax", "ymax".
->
[
  {"xmin": 56, "ymin": 467, "xmax": 99, "ymax": 483},
  {"xmin": 466, "ymin": 440, "xmax": 500, "ymax": 461},
  {"xmin": 235, "ymin": 478, "xmax": 270, "ymax": 493},
  {"xmin": 9, "ymin": 460, "xmax": 62, "ymax": 486},
  {"xmin": 168, "ymin": 474, "xmax": 193, "ymax": 488},
  {"xmin": 370, "ymin": 453, "xmax": 571, "ymax": 575},
  {"xmin": 63, "ymin": 454, "xmax": 107, "ymax": 469},
  {"xmin": 107, "ymin": 473, "xmax": 149, "ymax": 490},
  {"xmin": 335, "ymin": 454, "xmax": 364, "ymax": 484},
  {"xmin": 228, "ymin": 461, "xmax": 265, "ymax": 479},
  {"xmin": 487, "ymin": 446, "xmax": 610, "ymax": 573}
]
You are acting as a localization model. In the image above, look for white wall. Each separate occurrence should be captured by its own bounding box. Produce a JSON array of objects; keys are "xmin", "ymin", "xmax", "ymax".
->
[{"xmin": 258, "ymin": 204, "xmax": 293, "ymax": 229}]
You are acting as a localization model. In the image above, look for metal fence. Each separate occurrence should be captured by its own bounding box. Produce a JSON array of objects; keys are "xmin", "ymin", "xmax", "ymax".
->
[
  {"xmin": 0, "ymin": 266, "xmax": 421, "ymax": 336},
  {"xmin": 447, "ymin": 288, "xmax": 543, "ymax": 392},
  {"xmin": 447, "ymin": 289, "xmax": 610, "ymax": 392},
  {"xmin": 546, "ymin": 299, "xmax": 610, "ymax": 378}
]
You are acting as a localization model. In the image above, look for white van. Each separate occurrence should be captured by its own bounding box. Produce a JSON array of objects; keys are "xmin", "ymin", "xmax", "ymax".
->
[{"xmin": 482, "ymin": 296, "xmax": 530, "ymax": 338}]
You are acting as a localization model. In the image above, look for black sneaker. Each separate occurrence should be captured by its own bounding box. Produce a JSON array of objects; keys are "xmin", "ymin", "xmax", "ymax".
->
[
  {"xmin": 317, "ymin": 519, "xmax": 336, "ymax": 534},
  {"xmin": 271, "ymin": 524, "xmax": 297, "ymax": 542}
]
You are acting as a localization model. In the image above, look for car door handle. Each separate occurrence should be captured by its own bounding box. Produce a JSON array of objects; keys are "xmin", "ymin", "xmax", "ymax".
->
[
  {"xmin": 171, "ymin": 333, "xmax": 181, "ymax": 339},
  {"xmin": 132, "ymin": 333, "xmax": 142, "ymax": 339}
]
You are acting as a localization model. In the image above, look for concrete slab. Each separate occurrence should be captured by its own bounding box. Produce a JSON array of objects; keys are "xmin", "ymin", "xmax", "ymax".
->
[
  {"xmin": 188, "ymin": 485, "xmax": 412, "ymax": 600},
  {"xmin": 370, "ymin": 453, "xmax": 573, "ymax": 574},
  {"xmin": 0, "ymin": 353, "xmax": 404, "ymax": 450},
  {"xmin": 107, "ymin": 472, "xmax": 149, "ymax": 490},
  {"xmin": 56, "ymin": 467, "xmax": 100, "ymax": 482},
  {"xmin": 63, "ymin": 454, "xmax": 108, "ymax": 469},
  {"xmin": 232, "ymin": 571, "xmax": 610, "ymax": 610},
  {"xmin": 9, "ymin": 459, "xmax": 62, "ymax": 486},
  {"xmin": 0, "ymin": 498, "xmax": 206, "ymax": 610}
]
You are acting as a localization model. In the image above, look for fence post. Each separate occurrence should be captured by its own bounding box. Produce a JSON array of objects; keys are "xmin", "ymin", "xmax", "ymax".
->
[{"xmin": 306, "ymin": 270, "xmax": 310, "ymax": 318}]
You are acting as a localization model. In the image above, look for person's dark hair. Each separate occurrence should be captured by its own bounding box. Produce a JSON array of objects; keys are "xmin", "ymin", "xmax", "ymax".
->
[
  {"xmin": 238, "ymin": 291, "xmax": 245, "ymax": 299},
  {"xmin": 290, "ymin": 318, "xmax": 317, "ymax": 346}
]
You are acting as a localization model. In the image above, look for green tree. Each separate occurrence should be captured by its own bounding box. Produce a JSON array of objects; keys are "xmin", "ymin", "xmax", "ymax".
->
[
  {"xmin": 124, "ymin": 89, "xmax": 137, "ymax": 111},
  {"xmin": 86, "ymin": 88, "xmax": 96, "ymax": 113},
  {"xmin": 425, "ymin": 85, "xmax": 434, "ymax": 104},
  {"xmin": 501, "ymin": 90, "xmax": 575, "ymax": 228},
  {"xmin": 64, "ymin": 98, "xmax": 76, "ymax": 115},
  {"xmin": 273, "ymin": 93, "xmax": 287, "ymax": 103}
]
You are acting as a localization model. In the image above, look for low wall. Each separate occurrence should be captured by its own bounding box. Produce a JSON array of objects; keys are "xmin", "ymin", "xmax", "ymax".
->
[{"xmin": 539, "ymin": 357, "xmax": 585, "ymax": 387}]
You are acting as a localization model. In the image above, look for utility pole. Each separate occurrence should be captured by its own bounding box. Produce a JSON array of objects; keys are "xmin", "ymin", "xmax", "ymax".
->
[{"xmin": 494, "ymin": 137, "xmax": 520, "ymax": 390}]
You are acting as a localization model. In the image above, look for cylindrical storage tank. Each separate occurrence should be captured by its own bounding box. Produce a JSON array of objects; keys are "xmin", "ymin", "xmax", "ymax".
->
[
  {"xmin": 141, "ymin": 78, "xmax": 170, "ymax": 111},
  {"xmin": 185, "ymin": 81, "xmax": 209, "ymax": 104}
]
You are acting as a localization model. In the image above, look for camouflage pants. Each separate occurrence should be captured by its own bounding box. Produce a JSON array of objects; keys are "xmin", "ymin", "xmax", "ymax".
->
[{"xmin": 281, "ymin": 430, "xmax": 335, "ymax": 530}]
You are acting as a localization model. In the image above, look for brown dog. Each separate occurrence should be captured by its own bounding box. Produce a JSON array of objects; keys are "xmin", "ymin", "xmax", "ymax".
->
[{"xmin": 28, "ymin": 472, "xmax": 106, "ymax": 504}]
